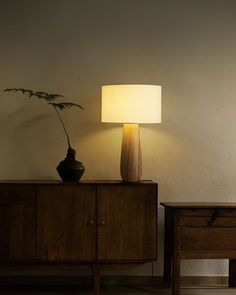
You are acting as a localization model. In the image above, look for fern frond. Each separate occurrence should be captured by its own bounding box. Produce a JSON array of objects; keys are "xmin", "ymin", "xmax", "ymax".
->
[
  {"xmin": 49, "ymin": 102, "xmax": 84, "ymax": 110},
  {"xmin": 4, "ymin": 88, "xmax": 62, "ymax": 101},
  {"xmin": 4, "ymin": 87, "xmax": 84, "ymax": 149},
  {"xmin": 46, "ymin": 94, "xmax": 64, "ymax": 101},
  {"xmin": 4, "ymin": 88, "xmax": 20, "ymax": 92},
  {"xmin": 30, "ymin": 92, "xmax": 48, "ymax": 99}
]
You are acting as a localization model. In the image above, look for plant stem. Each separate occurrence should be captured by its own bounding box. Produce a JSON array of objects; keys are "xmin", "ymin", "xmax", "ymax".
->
[{"xmin": 54, "ymin": 106, "xmax": 71, "ymax": 148}]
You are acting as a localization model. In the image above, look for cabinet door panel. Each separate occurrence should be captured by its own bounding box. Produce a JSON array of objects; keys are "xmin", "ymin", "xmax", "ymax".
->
[
  {"xmin": 97, "ymin": 184, "xmax": 157, "ymax": 260},
  {"xmin": 37, "ymin": 184, "xmax": 96, "ymax": 261},
  {"xmin": 0, "ymin": 185, "xmax": 36, "ymax": 261}
]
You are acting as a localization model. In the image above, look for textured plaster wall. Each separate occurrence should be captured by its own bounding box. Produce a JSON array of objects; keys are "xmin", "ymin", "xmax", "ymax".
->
[{"xmin": 1, "ymin": 0, "xmax": 236, "ymax": 276}]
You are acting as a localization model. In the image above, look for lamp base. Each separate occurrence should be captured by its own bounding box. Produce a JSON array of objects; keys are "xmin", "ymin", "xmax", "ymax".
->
[{"xmin": 120, "ymin": 124, "xmax": 142, "ymax": 182}]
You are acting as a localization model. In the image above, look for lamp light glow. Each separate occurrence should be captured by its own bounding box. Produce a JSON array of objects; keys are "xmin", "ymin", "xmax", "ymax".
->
[
  {"xmin": 102, "ymin": 84, "xmax": 161, "ymax": 123},
  {"xmin": 101, "ymin": 84, "xmax": 162, "ymax": 182}
]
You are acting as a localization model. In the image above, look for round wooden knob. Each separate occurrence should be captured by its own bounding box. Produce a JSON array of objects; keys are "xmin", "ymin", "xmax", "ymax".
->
[{"xmin": 88, "ymin": 219, "xmax": 95, "ymax": 224}]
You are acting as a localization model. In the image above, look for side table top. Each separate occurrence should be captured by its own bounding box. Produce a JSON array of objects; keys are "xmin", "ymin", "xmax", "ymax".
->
[{"xmin": 160, "ymin": 202, "xmax": 236, "ymax": 208}]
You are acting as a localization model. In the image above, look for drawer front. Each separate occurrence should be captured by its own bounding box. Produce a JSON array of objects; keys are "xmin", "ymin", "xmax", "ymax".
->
[
  {"xmin": 179, "ymin": 208, "xmax": 236, "ymax": 217},
  {"xmin": 180, "ymin": 208, "xmax": 236, "ymax": 257},
  {"xmin": 0, "ymin": 185, "xmax": 35, "ymax": 204},
  {"xmin": 181, "ymin": 227, "xmax": 236, "ymax": 252},
  {"xmin": 180, "ymin": 216, "xmax": 236, "ymax": 227}
]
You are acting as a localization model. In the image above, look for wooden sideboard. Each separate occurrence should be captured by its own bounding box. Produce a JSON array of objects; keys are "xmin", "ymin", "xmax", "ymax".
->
[
  {"xmin": 0, "ymin": 181, "xmax": 157, "ymax": 294},
  {"xmin": 161, "ymin": 202, "xmax": 236, "ymax": 295}
]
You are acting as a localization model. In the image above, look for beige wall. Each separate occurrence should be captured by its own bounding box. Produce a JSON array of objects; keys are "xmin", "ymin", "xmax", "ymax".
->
[{"xmin": 1, "ymin": 0, "xmax": 236, "ymax": 276}]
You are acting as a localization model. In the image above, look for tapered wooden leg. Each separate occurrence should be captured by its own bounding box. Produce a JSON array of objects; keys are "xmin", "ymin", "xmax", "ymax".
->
[
  {"xmin": 172, "ymin": 213, "xmax": 180, "ymax": 295},
  {"xmin": 91, "ymin": 264, "xmax": 101, "ymax": 295},
  {"xmin": 229, "ymin": 259, "xmax": 236, "ymax": 287},
  {"xmin": 172, "ymin": 255, "xmax": 180, "ymax": 295},
  {"xmin": 163, "ymin": 208, "xmax": 172, "ymax": 288}
]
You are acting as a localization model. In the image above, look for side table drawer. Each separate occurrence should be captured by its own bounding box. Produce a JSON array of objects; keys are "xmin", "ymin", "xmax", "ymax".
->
[
  {"xmin": 181, "ymin": 227, "xmax": 236, "ymax": 252},
  {"xmin": 179, "ymin": 208, "xmax": 236, "ymax": 217},
  {"xmin": 180, "ymin": 216, "xmax": 236, "ymax": 227},
  {"xmin": 180, "ymin": 212, "xmax": 236, "ymax": 256}
]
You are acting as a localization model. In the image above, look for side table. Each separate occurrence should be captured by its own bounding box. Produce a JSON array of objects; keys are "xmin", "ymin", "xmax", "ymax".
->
[{"xmin": 161, "ymin": 202, "xmax": 236, "ymax": 295}]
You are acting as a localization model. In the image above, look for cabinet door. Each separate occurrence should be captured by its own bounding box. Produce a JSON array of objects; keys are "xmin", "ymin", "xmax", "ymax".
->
[
  {"xmin": 0, "ymin": 184, "xmax": 36, "ymax": 260},
  {"xmin": 97, "ymin": 184, "xmax": 157, "ymax": 260},
  {"xmin": 37, "ymin": 184, "xmax": 96, "ymax": 261}
]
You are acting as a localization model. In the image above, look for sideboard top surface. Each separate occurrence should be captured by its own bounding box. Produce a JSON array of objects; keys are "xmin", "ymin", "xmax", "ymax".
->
[
  {"xmin": 161, "ymin": 202, "xmax": 236, "ymax": 208},
  {"xmin": 0, "ymin": 180, "xmax": 156, "ymax": 185}
]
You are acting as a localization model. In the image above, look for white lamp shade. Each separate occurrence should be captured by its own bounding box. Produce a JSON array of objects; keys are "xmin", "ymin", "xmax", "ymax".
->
[{"xmin": 101, "ymin": 84, "xmax": 161, "ymax": 123}]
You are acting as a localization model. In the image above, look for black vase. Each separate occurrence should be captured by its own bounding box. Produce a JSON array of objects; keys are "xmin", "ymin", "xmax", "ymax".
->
[{"xmin": 57, "ymin": 147, "xmax": 85, "ymax": 182}]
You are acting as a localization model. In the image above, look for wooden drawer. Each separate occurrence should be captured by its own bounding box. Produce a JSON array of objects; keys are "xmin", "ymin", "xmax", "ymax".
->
[
  {"xmin": 181, "ymin": 227, "xmax": 236, "ymax": 252},
  {"xmin": 180, "ymin": 211, "xmax": 236, "ymax": 257},
  {"xmin": 180, "ymin": 216, "xmax": 236, "ymax": 227},
  {"xmin": 0, "ymin": 185, "xmax": 35, "ymax": 204},
  {"xmin": 179, "ymin": 208, "xmax": 236, "ymax": 217}
]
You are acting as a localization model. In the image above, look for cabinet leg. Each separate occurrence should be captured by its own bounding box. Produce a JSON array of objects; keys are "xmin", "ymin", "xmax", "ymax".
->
[
  {"xmin": 229, "ymin": 259, "xmax": 236, "ymax": 287},
  {"xmin": 91, "ymin": 264, "xmax": 101, "ymax": 295},
  {"xmin": 172, "ymin": 213, "xmax": 180, "ymax": 295},
  {"xmin": 164, "ymin": 255, "xmax": 172, "ymax": 288},
  {"xmin": 163, "ymin": 209, "xmax": 171, "ymax": 288},
  {"xmin": 172, "ymin": 256, "xmax": 180, "ymax": 295}
]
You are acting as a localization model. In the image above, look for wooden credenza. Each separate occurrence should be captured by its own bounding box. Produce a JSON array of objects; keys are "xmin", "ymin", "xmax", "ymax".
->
[
  {"xmin": 161, "ymin": 202, "xmax": 236, "ymax": 295},
  {"xmin": 0, "ymin": 181, "xmax": 157, "ymax": 294}
]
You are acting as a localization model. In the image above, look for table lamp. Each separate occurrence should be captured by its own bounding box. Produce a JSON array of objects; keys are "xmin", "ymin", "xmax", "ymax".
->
[{"xmin": 101, "ymin": 84, "xmax": 161, "ymax": 182}]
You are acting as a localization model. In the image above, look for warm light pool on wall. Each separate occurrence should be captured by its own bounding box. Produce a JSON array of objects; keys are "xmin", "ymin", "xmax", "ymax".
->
[{"xmin": 101, "ymin": 84, "xmax": 162, "ymax": 182}]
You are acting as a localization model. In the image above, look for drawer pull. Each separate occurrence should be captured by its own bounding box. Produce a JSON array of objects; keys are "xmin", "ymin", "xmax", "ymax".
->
[{"xmin": 208, "ymin": 209, "xmax": 221, "ymax": 226}]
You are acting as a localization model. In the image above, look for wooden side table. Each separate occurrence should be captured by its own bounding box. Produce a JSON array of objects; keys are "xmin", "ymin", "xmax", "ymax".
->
[{"xmin": 161, "ymin": 202, "xmax": 236, "ymax": 295}]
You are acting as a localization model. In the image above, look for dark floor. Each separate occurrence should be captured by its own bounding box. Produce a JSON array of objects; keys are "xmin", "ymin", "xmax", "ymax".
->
[{"xmin": 0, "ymin": 286, "xmax": 235, "ymax": 295}]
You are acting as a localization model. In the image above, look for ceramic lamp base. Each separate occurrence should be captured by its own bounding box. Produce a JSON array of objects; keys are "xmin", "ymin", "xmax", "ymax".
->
[{"xmin": 120, "ymin": 124, "xmax": 142, "ymax": 182}]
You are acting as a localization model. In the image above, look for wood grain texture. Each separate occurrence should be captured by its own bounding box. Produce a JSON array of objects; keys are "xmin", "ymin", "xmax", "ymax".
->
[
  {"xmin": 120, "ymin": 124, "xmax": 142, "ymax": 182},
  {"xmin": 161, "ymin": 202, "xmax": 236, "ymax": 209},
  {"xmin": 180, "ymin": 216, "xmax": 236, "ymax": 227},
  {"xmin": 0, "ymin": 185, "xmax": 36, "ymax": 260},
  {"xmin": 163, "ymin": 208, "xmax": 172, "ymax": 288},
  {"xmin": 181, "ymin": 227, "xmax": 236, "ymax": 251},
  {"xmin": 162, "ymin": 203, "xmax": 236, "ymax": 295},
  {"xmin": 172, "ymin": 212, "xmax": 181, "ymax": 295},
  {"xmin": 37, "ymin": 184, "xmax": 96, "ymax": 261},
  {"xmin": 97, "ymin": 184, "xmax": 157, "ymax": 260},
  {"xmin": 229, "ymin": 259, "xmax": 236, "ymax": 287},
  {"xmin": 0, "ymin": 184, "xmax": 35, "ymax": 204},
  {"xmin": 0, "ymin": 205, "xmax": 8, "ymax": 258},
  {"xmin": 0, "ymin": 181, "xmax": 158, "ymax": 295}
]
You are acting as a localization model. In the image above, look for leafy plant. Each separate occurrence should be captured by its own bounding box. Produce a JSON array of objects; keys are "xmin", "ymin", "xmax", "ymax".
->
[{"xmin": 4, "ymin": 88, "xmax": 84, "ymax": 149}]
